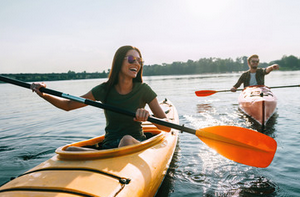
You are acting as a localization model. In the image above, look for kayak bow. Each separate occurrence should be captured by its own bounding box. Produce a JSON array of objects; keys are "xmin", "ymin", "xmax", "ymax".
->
[{"xmin": 238, "ymin": 85, "xmax": 277, "ymax": 125}]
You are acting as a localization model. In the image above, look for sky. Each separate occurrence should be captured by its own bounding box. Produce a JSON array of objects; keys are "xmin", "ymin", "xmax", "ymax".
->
[{"xmin": 0, "ymin": 0, "xmax": 299, "ymax": 74}]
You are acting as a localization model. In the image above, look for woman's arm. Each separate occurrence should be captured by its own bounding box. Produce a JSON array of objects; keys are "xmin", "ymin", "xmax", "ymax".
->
[
  {"xmin": 31, "ymin": 82, "xmax": 95, "ymax": 111},
  {"xmin": 133, "ymin": 98, "xmax": 170, "ymax": 131},
  {"xmin": 148, "ymin": 98, "xmax": 171, "ymax": 132}
]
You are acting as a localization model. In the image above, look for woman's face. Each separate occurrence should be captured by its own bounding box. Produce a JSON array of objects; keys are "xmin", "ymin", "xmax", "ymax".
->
[{"xmin": 120, "ymin": 49, "xmax": 142, "ymax": 79}]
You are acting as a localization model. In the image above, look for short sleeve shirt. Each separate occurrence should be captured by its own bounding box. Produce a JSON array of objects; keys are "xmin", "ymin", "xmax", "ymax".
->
[{"xmin": 92, "ymin": 82, "xmax": 157, "ymax": 144}]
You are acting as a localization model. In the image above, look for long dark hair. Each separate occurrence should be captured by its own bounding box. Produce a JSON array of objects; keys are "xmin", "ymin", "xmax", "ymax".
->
[
  {"xmin": 106, "ymin": 45, "xmax": 143, "ymax": 88},
  {"xmin": 104, "ymin": 45, "xmax": 143, "ymax": 102}
]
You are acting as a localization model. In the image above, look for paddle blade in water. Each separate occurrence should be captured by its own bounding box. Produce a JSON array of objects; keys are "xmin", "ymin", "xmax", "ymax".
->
[
  {"xmin": 195, "ymin": 90, "xmax": 217, "ymax": 97},
  {"xmin": 195, "ymin": 126, "xmax": 277, "ymax": 168}
]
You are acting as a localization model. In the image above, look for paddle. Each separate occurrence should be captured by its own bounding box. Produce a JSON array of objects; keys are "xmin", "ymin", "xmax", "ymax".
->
[
  {"xmin": 0, "ymin": 75, "xmax": 277, "ymax": 168},
  {"xmin": 195, "ymin": 84, "xmax": 300, "ymax": 97}
]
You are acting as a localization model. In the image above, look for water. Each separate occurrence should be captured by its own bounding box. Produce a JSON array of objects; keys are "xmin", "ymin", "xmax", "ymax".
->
[{"xmin": 0, "ymin": 71, "xmax": 299, "ymax": 196}]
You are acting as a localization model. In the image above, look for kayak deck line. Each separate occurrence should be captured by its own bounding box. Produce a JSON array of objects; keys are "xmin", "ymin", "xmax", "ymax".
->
[
  {"xmin": 0, "ymin": 187, "xmax": 96, "ymax": 197},
  {"xmin": 0, "ymin": 167, "xmax": 131, "ymax": 197},
  {"xmin": 14, "ymin": 167, "xmax": 131, "ymax": 184}
]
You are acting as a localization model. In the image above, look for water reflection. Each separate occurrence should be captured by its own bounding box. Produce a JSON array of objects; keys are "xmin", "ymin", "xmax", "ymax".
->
[
  {"xmin": 173, "ymin": 140, "xmax": 279, "ymax": 196},
  {"xmin": 155, "ymin": 141, "xmax": 181, "ymax": 197},
  {"xmin": 201, "ymin": 163, "xmax": 278, "ymax": 196},
  {"xmin": 238, "ymin": 109, "xmax": 278, "ymax": 136},
  {"xmin": 228, "ymin": 176, "xmax": 277, "ymax": 196},
  {"xmin": 196, "ymin": 103, "xmax": 213, "ymax": 113},
  {"xmin": 182, "ymin": 100, "xmax": 279, "ymax": 197}
]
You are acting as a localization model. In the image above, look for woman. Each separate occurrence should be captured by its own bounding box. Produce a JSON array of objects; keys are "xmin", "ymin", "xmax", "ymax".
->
[{"xmin": 31, "ymin": 45, "xmax": 169, "ymax": 150}]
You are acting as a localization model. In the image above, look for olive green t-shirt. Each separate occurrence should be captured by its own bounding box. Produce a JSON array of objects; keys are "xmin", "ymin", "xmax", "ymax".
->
[{"xmin": 91, "ymin": 82, "xmax": 157, "ymax": 145}]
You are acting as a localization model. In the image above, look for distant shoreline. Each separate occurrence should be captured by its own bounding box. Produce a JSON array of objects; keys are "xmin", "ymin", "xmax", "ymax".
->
[
  {"xmin": 1, "ymin": 55, "xmax": 299, "ymax": 82},
  {"xmin": 1, "ymin": 70, "xmax": 298, "ymax": 83}
]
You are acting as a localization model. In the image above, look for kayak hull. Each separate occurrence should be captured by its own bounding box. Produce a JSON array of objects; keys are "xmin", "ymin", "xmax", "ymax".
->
[
  {"xmin": 238, "ymin": 85, "xmax": 277, "ymax": 125},
  {"xmin": 0, "ymin": 99, "xmax": 179, "ymax": 197}
]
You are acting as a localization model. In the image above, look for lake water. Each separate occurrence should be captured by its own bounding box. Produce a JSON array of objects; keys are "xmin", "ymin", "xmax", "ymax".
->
[{"xmin": 0, "ymin": 71, "xmax": 299, "ymax": 196}]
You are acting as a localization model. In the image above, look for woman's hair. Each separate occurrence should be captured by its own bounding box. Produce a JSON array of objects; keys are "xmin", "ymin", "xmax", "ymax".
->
[
  {"xmin": 247, "ymin": 54, "xmax": 259, "ymax": 64},
  {"xmin": 103, "ymin": 46, "xmax": 143, "ymax": 103},
  {"xmin": 106, "ymin": 45, "xmax": 143, "ymax": 89}
]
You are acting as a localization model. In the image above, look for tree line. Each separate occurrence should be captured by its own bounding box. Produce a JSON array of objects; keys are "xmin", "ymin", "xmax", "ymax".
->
[
  {"xmin": 1, "ymin": 71, "xmax": 108, "ymax": 82},
  {"xmin": 1, "ymin": 55, "xmax": 299, "ymax": 82}
]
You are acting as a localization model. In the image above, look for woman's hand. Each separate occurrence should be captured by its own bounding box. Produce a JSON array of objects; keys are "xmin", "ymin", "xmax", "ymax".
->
[
  {"xmin": 134, "ymin": 108, "xmax": 150, "ymax": 122},
  {"xmin": 31, "ymin": 82, "xmax": 46, "ymax": 97}
]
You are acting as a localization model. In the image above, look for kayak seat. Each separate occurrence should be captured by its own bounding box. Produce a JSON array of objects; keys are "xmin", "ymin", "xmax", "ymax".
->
[
  {"xmin": 83, "ymin": 142, "xmax": 103, "ymax": 150},
  {"xmin": 80, "ymin": 131, "xmax": 158, "ymax": 150},
  {"xmin": 145, "ymin": 132, "xmax": 156, "ymax": 139}
]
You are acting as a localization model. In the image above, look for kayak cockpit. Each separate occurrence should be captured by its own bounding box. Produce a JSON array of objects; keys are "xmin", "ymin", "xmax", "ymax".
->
[
  {"xmin": 55, "ymin": 126, "xmax": 167, "ymax": 160},
  {"xmin": 56, "ymin": 99, "xmax": 176, "ymax": 160}
]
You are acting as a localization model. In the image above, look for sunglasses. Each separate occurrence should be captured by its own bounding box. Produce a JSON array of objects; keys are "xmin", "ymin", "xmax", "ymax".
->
[
  {"xmin": 124, "ymin": 55, "xmax": 144, "ymax": 65},
  {"xmin": 251, "ymin": 60, "xmax": 259, "ymax": 63}
]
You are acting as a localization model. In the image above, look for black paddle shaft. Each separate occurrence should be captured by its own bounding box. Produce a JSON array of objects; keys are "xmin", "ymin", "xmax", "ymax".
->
[
  {"xmin": 0, "ymin": 75, "xmax": 197, "ymax": 135},
  {"xmin": 217, "ymin": 85, "xmax": 299, "ymax": 93}
]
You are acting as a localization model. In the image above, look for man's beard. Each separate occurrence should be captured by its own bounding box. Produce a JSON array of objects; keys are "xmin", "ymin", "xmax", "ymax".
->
[{"xmin": 251, "ymin": 65, "xmax": 258, "ymax": 69}]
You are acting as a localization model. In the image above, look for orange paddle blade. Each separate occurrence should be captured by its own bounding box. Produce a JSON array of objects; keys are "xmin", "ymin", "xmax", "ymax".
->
[
  {"xmin": 195, "ymin": 126, "xmax": 277, "ymax": 168},
  {"xmin": 195, "ymin": 90, "xmax": 217, "ymax": 97}
]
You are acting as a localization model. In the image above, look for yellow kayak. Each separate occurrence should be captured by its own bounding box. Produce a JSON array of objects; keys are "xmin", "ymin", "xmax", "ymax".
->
[{"xmin": 0, "ymin": 99, "xmax": 179, "ymax": 197}]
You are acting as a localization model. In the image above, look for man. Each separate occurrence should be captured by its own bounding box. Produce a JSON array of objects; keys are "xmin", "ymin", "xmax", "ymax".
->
[{"xmin": 230, "ymin": 54, "xmax": 279, "ymax": 92}]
